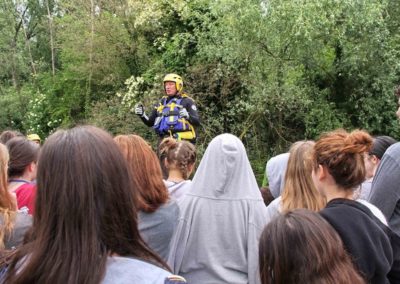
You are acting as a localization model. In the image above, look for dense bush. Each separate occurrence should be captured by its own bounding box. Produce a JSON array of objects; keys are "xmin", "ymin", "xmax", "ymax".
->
[{"xmin": 1, "ymin": 0, "xmax": 399, "ymax": 184}]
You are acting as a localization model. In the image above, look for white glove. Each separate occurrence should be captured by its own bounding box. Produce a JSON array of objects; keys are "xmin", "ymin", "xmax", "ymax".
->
[
  {"xmin": 133, "ymin": 104, "xmax": 144, "ymax": 117},
  {"xmin": 179, "ymin": 108, "xmax": 190, "ymax": 119}
]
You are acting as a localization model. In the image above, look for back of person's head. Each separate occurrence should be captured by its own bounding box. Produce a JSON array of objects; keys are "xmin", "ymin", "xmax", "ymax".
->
[
  {"xmin": 369, "ymin": 136, "xmax": 397, "ymax": 160},
  {"xmin": 114, "ymin": 134, "xmax": 168, "ymax": 213},
  {"xmin": 159, "ymin": 138, "xmax": 197, "ymax": 180},
  {"xmin": 6, "ymin": 137, "xmax": 40, "ymax": 178},
  {"xmin": 0, "ymin": 130, "xmax": 23, "ymax": 145},
  {"xmin": 259, "ymin": 209, "xmax": 364, "ymax": 284},
  {"xmin": 259, "ymin": 186, "xmax": 274, "ymax": 206},
  {"xmin": 313, "ymin": 129, "xmax": 372, "ymax": 190},
  {"xmin": 281, "ymin": 141, "xmax": 325, "ymax": 212},
  {"xmin": 266, "ymin": 153, "xmax": 289, "ymax": 198},
  {"xmin": 3, "ymin": 126, "xmax": 167, "ymax": 283}
]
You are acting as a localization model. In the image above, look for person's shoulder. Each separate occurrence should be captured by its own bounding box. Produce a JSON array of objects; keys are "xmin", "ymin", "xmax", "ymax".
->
[
  {"xmin": 267, "ymin": 196, "xmax": 281, "ymax": 209},
  {"xmin": 103, "ymin": 256, "xmax": 171, "ymax": 284},
  {"xmin": 320, "ymin": 199, "xmax": 351, "ymax": 217},
  {"xmin": 15, "ymin": 183, "xmax": 36, "ymax": 199},
  {"xmin": 180, "ymin": 94, "xmax": 195, "ymax": 103},
  {"xmin": 15, "ymin": 183, "xmax": 36, "ymax": 191},
  {"xmin": 321, "ymin": 199, "xmax": 380, "ymax": 224},
  {"xmin": 14, "ymin": 211, "xmax": 33, "ymax": 226},
  {"xmin": 157, "ymin": 200, "xmax": 180, "ymax": 220},
  {"xmin": 357, "ymin": 199, "xmax": 388, "ymax": 226},
  {"xmin": 156, "ymin": 96, "xmax": 169, "ymax": 104},
  {"xmin": 385, "ymin": 142, "xmax": 400, "ymax": 158}
]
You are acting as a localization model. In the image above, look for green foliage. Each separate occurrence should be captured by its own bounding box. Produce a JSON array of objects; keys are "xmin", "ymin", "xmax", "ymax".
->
[
  {"xmin": 0, "ymin": 87, "xmax": 30, "ymax": 132},
  {"xmin": 1, "ymin": 0, "xmax": 400, "ymax": 184}
]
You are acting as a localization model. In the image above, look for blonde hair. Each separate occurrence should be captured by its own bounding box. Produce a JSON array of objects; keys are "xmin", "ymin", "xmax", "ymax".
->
[
  {"xmin": 0, "ymin": 144, "xmax": 17, "ymax": 249},
  {"xmin": 281, "ymin": 141, "xmax": 325, "ymax": 212}
]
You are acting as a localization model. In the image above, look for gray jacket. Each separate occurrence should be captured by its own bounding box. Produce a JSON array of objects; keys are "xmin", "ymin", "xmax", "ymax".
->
[
  {"xmin": 139, "ymin": 200, "xmax": 179, "ymax": 261},
  {"xmin": 369, "ymin": 142, "xmax": 400, "ymax": 235},
  {"xmin": 2, "ymin": 211, "xmax": 32, "ymax": 249}
]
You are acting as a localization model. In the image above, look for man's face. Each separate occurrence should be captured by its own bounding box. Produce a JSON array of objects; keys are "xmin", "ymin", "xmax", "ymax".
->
[
  {"xmin": 396, "ymin": 97, "xmax": 400, "ymax": 119},
  {"xmin": 164, "ymin": 81, "xmax": 177, "ymax": 96}
]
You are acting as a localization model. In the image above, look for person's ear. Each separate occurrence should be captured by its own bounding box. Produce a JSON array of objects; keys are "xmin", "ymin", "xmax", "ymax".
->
[
  {"xmin": 27, "ymin": 161, "xmax": 36, "ymax": 173},
  {"xmin": 317, "ymin": 164, "xmax": 326, "ymax": 181},
  {"xmin": 187, "ymin": 163, "xmax": 195, "ymax": 176},
  {"xmin": 164, "ymin": 158, "xmax": 170, "ymax": 170},
  {"xmin": 371, "ymin": 155, "xmax": 379, "ymax": 165}
]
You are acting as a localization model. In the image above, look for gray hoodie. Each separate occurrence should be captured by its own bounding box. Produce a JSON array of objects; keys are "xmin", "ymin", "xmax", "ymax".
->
[
  {"xmin": 168, "ymin": 134, "xmax": 268, "ymax": 284},
  {"xmin": 266, "ymin": 153, "xmax": 289, "ymax": 198},
  {"xmin": 1, "ymin": 211, "xmax": 32, "ymax": 250},
  {"xmin": 164, "ymin": 180, "xmax": 192, "ymax": 201},
  {"xmin": 369, "ymin": 142, "xmax": 400, "ymax": 235}
]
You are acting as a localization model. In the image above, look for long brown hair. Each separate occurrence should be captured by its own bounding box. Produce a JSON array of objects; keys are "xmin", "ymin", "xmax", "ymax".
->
[
  {"xmin": 6, "ymin": 137, "xmax": 39, "ymax": 178},
  {"xmin": 114, "ymin": 134, "xmax": 169, "ymax": 213},
  {"xmin": 281, "ymin": 141, "xmax": 325, "ymax": 212},
  {"xmin": 259, "ymin": 209, "xmax": 365, "ymax": 284},
  {"xmin": 159, "ymin": 137, "xmax": 197, "ymax": 180},
  {"xmin": 0, "ymin": 144, "xmax": 17, "ymax": 249},
  {"xmin": 3, "ymin": 126, "xmax": 168, "ymax": 283},
  {"xmin": 313, "ymin": 129, "xmax": 372, "ymax": 190}
]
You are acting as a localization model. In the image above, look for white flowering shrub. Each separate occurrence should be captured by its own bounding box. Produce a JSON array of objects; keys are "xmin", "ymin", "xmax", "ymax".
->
[
  {"xmin": 118, "ymin": 75, "xmax": 163, "ymax": 111},
  {"xmin": 24, "ymin": 92, "xmax": 62, "ymax": 138}
]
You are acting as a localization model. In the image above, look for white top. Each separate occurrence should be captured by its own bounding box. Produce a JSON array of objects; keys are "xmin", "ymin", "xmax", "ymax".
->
[{"xmin": 357, "ymin": 199, "xmax": 388, "ymax": 226}]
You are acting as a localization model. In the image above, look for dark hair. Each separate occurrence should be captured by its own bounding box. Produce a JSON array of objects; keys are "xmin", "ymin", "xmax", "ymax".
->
[
  {"xmin": 259, "ymin": 209, "xmax": 365, "ymax": 284},
  {"xmin": 6, "ymin": 137, "xmax": 40, "ymax": 178},
  {"xmin": 3, "ymin": 126, "xmax": 168, "ymax": 283},
  {"xmin": 259, "ymin": 186, "xmax": 274, "ymax": 206},
  {"xmin": 369, "ymin": 136, "xmax": 397, "ymax": 160},
  {"xmin": 114, "ymin": 134, "xmax": 169, "ymax": 213},
  {"xmin": 313, "ymin": 129, "xmax": 372, "ymax": 190},
  {"xmin": 0, "ymin": 130, "xmax": 23, "ymax": 145},
  {"xmin": 159, "ymin": 138, "xmax": 197, "ymax": 180}
]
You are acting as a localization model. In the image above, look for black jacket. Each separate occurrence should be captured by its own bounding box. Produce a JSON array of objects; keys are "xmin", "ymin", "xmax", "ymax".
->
[{"xmin": 320, "ymin": 198, "xmax": 400, "ymax": 284}]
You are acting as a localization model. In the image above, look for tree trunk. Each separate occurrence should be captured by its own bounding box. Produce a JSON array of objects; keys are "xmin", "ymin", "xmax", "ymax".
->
[
  {"xmin": 86, "ymin": 0, "xmax": 95, "ymax": 117},
  {"xmin": 8, "ymin": 2, "xmax": 26, "ymax": 89},
  {"xmin": 21, "ymin": 18, "xmax": 37, "ymax": 76},
  {"xmin": 11, "ymin": 38, "xmax": 18, "ymax": 88},
  {"xmin": 45, "ymin": 0, "xmax": 55, "ymax": 76}
]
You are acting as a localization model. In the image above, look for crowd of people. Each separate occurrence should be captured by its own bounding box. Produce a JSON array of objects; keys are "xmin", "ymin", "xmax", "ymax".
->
[
  {"xmin": 0, "ymin": 124, "xmax": 399, "ymax": 284},
  {"xmin": 0, "ymin": 83, "xmax": 400, "ymax": 284}
]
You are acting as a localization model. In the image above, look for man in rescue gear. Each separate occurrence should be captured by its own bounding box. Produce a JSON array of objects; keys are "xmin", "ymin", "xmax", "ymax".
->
[{"xmin": 134, "ymin": 73, "xmax": 200, "ymax": 143}]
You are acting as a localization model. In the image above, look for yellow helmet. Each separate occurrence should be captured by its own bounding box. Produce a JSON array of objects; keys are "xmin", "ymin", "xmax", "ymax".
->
[
  {"xmin": 163, "ymin": 73, "xmax": 183, "ymax": 93},
  {"xmin": 27, "ymin": 134, "xmax": 41, "ymax": 143}
]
